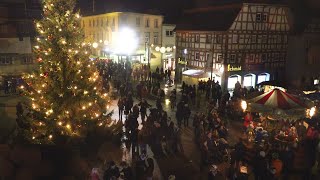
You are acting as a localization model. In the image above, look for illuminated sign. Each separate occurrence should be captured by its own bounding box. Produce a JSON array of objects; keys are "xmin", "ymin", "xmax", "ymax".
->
[
  {"xmin": 178, "ymin": 58, "xmax": 187, "ymax": 65},
  {"xmin": 227, "ymin": 64, "xmax": 241, "ymax": 71}
]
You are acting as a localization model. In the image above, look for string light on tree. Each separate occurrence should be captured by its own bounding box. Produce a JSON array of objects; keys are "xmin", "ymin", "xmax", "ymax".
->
[{"xmin": 20, "ymin": 0, "xmax": 112, "ymax": 144}]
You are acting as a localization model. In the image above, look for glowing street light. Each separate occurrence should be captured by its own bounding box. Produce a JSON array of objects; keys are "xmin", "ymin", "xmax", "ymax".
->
[{"xmin": 92, "ymin": 42, "xmax": 98, "ymax": 49}]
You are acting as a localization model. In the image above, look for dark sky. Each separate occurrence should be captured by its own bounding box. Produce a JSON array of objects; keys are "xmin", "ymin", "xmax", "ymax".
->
[{"xmin": 77, "ymin": 0, "xmax": 320, "ymax": 24}]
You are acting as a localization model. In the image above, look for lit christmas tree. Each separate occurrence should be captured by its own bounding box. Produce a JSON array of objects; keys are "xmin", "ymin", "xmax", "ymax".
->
[{"xmin": 20, "ymin": 0, "xmax": 111, "ymax": 144}]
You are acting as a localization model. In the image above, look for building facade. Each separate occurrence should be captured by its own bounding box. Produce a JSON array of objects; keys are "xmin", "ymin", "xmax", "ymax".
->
[
  {"xmin": 81, "ymin": 12, "xmax": 164, "ymax": 70},
  {"xmin": 176, "ymin": 2, "xmax": 290, "ymax": 90},
  {"xmin": 0, "ymin": 0, "xmax": 41, "ymax": 83},
  {"xmin": 286, "ymin": 17, "xmax": 320, "ymax": 89},
  {"xmin": 161, "ymin": 24, "xmax": 176, "ymax": 71}
]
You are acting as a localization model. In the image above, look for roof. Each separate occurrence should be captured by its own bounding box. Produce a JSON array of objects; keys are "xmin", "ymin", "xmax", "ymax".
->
[{"xmin": 176, "ymin": 3, "xmax": 242, "ymax": 31}]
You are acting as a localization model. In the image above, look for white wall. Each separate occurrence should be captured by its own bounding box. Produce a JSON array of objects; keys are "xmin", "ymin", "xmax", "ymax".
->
[{"xmin": 0, "ymin": 37, "xmax": 32, "ymax": 54}]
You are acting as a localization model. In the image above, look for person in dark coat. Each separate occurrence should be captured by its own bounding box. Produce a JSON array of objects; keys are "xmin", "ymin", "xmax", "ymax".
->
[
  {"xmin": 138, "ymin": 99, "xmax": 151, "ymax": 123},
  {"xmin": 119, "ymin": 161, "xmax": 133, "ymax": 180},
  {"xmin": 16, "ymin": 102, "xmax": 23, "ymax": 119},
  {"xmin": 145, "ymin": 158, "xmax": 154, "ymax": 179},
  {"xmin": 103, "ymin": 161, "xmax": 120, "ymax": 180},
  {"xmin": 183, "ymin": 104, "xmax": 191, "ymax": 127},
  {"xmin": 118, "ymin": 98, "xmax": 124, "ymax": 121},
  {"xmin": 253, "ymin": 151, "xmax": 269, "ymax": 180},
  {"xmin": 176, "ymin": 101, "xmax": 184, "ymax": 128}
]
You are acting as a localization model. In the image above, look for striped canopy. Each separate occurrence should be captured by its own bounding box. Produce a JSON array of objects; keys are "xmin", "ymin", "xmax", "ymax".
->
[{"xmin": 250, "ymin": 89, "xmax": 305, "ymax": 110}]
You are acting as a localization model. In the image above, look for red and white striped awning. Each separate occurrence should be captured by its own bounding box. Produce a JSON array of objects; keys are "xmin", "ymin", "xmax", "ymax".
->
[{"xmin": 250, "ymin": 89, "xmax": 305, "ymax": 110}]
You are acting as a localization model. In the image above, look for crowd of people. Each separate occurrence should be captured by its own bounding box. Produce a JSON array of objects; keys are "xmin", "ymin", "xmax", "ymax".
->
[{"xmin": 69, "ymin": 60, "xmax": 320, "ymax": 179}]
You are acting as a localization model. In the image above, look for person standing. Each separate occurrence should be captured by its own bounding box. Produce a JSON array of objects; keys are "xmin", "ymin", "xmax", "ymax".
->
[
  {"xmin": 16, "ymin": 102, "xmax": 23, "ymax": 119},
  {"xmin": 118, "ymin": 98, "xmax": 124, "ymax": 122},
  {"xmin": 138, "ymin": 99, "xmax": 151, "ymax": 123},
  {"xmin": 183, "ymin": 104, "xmax": 191, "ymax": 127}
]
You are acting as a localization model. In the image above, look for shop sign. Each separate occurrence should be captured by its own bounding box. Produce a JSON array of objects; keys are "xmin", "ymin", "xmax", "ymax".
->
[
  {"xmin": 227, "ymin": 64, "xmax": 241, "ymax": 72},
  {"xmin": 178, "ymin": 58, "xmax": 187, "ymax": 65}
]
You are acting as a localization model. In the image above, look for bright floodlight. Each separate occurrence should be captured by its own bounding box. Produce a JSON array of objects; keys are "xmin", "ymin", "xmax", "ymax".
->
[{"xmin": 114, "ymin": 28, "xmax": 138, "ymax": 55}]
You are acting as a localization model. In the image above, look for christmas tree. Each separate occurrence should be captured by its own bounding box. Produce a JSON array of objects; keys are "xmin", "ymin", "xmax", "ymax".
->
[{"xmin": 20, "ymin": 0, "xmax": 111, "ymax": 144}]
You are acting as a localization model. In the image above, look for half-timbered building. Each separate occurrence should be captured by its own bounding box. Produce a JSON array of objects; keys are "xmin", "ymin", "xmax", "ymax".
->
[{"xmin": 176, "ymin": 1, "xmax": 290, "ymax": 90}]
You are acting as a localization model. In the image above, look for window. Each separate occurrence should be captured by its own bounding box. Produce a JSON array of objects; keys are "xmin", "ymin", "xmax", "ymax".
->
[
  {"xmin": 22, "ymin": 56, "xmax": 33, "ymax": 64},
  {"xmin": 274, "ymin": 53, "xmax": 279, "ymax": 62},
  {"xmin": 262, "ymin": 35, "xmax": 268, "ymax": 43},
  {"xmin": 145, "ymin": 32, "xmax": 150, "ymax": 43},
  {"xmin": 206, "ymin": 35, "xmax": 212, "ymax": 43},
  {"xmin": 251, "ymin": 35, "xmax": 257, "ymax": 43},
  {"xmin": 89, "ymin": 20, "xmax": 91, "ymax": 27},
  {"xmin": 195, "ymin": 34, "xmax": 200, "ymax": 43},
  {"xmin": 166, "ymin": 30, "xmax": 173, "ymax": 37},
  {"xmin": 262, "ymin": 14, "xmax": 268, "ymax": 22},
  {"xmin": 112, "ymin": 18, "xmax": 115, "ymax": 26},
  {"xmin": 136, "ymin": 17, "xmax": 140, "ymax": 26},
  {"xmin": 0, "ymin": 56, "xmax": 12, "ymax": 65},
  {"xmin": 217, "ymin": 54, "xmax": 223, "ymax": 62},
  {"xmin": 206, "ymin": 53, "xmax": 210, "ymax": 61},
  {"xmin": 216, "ymin": 35, "xmax": 222, "ymax": 43},
  {"xmin": 230, "ymin": 54, "xmax": 236, "ymax": 63},
  {"xmin": 153, "ymin": 32, "xmax": 159, "ymax": 44},
  {"xmin": 93, "ymin": 20, "xmax": 95, "ymax": 27},
  {"xmin": 154, "ymin": 19, "xmax": 158, "ymax": 28},
  {"xmin": 82, "ymin": 21, "xmax": 85, "ymax": 28},
  {"xmin": 232, "ymin": 34, "xmax": 238, "ymax": 44},
  {"xmin": 100, "ymin": 19, "xmax": 103, "ymax": 27},
  {"xmin": 261, "ymin": 54, "xmax": 267, "ymax": 62},
  {"xmin": 145, "ymin": 18, "xmax": 149, "ymax": 27},
  {"xmin": 195, "ymin": 52, "xmax": 200, "ymax": 60},
  {"xmin": 256, "ymin": 13, "xmax": 262, "ymax": 22}
]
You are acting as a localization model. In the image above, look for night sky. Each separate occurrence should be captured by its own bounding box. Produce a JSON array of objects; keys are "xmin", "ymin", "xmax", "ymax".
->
[{"xmin": 77, "ymin": 0, "xmax": 320, "ymax": 24}]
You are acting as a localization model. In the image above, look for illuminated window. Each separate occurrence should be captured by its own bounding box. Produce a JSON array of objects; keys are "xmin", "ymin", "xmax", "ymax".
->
[
  {"xmin": 228, "ymin": 75, "xmax": 241, "ymax": 89},
  {"xmin": 243, "ymin": 74, "xmax": 256, "ymax": 87},
  {"xmin": 257, "ymin": 73, "xmax": 270, "ymax": 84}
]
